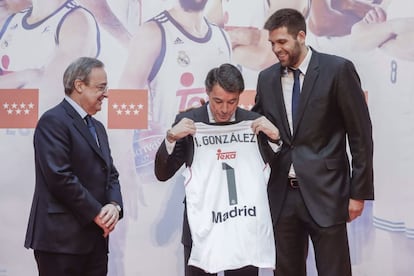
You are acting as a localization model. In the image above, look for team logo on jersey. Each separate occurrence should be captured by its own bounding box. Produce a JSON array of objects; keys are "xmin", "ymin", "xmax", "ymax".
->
[
  {"xmin": 1, "ymin": 39, "xmax": 9, "ymax": 49},
  {"xmin": 216, "ymin": 149, "xmax": 236, "ymax": 160},
  {"xmin": 177, "ymin": 51, "xmax": 190, "ymax": 67}
]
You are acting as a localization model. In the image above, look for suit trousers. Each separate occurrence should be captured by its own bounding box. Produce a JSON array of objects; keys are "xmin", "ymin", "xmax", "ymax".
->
[
  {"xmin": 274, "ymin": 185, "xmax": 351, "ymax": 276},
  {"xmin": 34, "ymin": 236, "xmax": 108, "ymax": 276},
  {"xmin": 184, "ymin": 245, "xmax": 259, "ymax": 276}
]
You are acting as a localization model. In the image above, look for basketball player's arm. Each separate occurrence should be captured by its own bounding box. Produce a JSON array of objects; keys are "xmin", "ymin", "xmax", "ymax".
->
[
  {"xmin": 204, "ymin": 0, "xmax": 276, "ymax": 70},
  {"xmin": 267, "ymin": 0, "xmax": 310, "ymax": 18},
  {"xmin": 118, "ymin": 21, "xmax": 162, "ymax": 89},
  {"xmin": 231, "ymin": 29, "xmax": 278, "ymax": 71},
  {"xmin": 308, "ymin": 0, "xmax": 373, "ymax": 37},
  {"xmin": 0, "ymin": 69, "xmax": 43, "ymax": 88},
  {"xmin": 380, "ymin": 27, "xmax": 414, "ymax": 61},
  {"xmin": 204, "ymin": 0, "xmax": 225, "ymax": 27},
  {"xmin": 376, "ymin": 19, "xmax": 414, "ymax": 61},
  {"xmin": 350, "ymin": 8, "xmax": 414, "ymax": 57},
  {"xmin": 331, "ymin": 0, "xmax": 378, "ymax": 18},
  {"xmin": 79, "ymin": 0, "xmax": 132, "ymax": 49}
]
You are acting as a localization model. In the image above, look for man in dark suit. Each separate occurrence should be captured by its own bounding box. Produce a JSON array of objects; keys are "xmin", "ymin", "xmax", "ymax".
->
[
  {"xmin": 24, "ymin": 57, "xmax": 123, "ymax": 276},
  {"xmin": 154, "ymin": 63, "xmax": 281, "ymax": 276},
  {"xmin": 252, "ymin": 8, "xmax": 374, "ymax": 276}
]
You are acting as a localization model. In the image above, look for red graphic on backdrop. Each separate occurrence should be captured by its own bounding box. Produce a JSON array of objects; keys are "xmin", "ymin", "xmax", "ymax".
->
[
  {"xmin": 180, "ymin": 72, "xmax": 194, "ymax": 87},
  {"xmin": 2, "ymin": 55, "xmax": 10, "ymax": 69},
  {"xmin": 107, "ymin": 89, "xmax": 148, "ymax": 129},
  {"xmin": 0, "ymin": 89, "xmax": 39, "ymax": 128}
]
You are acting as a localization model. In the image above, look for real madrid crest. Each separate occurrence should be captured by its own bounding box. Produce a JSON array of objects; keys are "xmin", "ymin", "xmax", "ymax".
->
[{"xmin": 177, "ymin": 50, "xmax": 190, "ymax": 67}]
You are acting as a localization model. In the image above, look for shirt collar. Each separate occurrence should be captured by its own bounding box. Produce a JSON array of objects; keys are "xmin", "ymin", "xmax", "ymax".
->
[
  {"xmin": 65, "ymin": 95, "xmax": 88, "ymax": 119},
  {"xmin": 296, "ymin": 46, "xmax": 312, "ymax": 74}
]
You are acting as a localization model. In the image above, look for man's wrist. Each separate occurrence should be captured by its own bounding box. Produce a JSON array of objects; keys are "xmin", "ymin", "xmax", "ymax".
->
[
  {"xmin": 111, "ymin": 202, "xmax": 122, "ymax": 213},
  {"xmin": 269, "ymin": 137, "xmax": 282, "ymax": 146}
]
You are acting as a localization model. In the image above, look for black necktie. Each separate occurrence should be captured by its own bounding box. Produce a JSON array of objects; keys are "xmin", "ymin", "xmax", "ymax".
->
[
  {"xmin": 85, "ymin": 115, "xmax": 99, "ymax": 146},
  {"xmin": 291, "ymin": 69, "xmax": 301, "ymax": 130}
]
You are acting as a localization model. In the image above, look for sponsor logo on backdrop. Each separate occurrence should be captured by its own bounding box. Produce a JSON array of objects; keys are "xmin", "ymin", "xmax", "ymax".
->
[
  {"xmin": 107, "ymin": 89, "xmax": 148, "ymax": 129},
  {"xmin": 0, "ymin": 89, "xmax": 39, "ymax": 128}
]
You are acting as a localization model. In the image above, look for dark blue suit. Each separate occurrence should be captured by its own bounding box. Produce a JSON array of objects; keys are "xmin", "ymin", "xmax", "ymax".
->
[{"xmin": 24, "ymin": 99, "xmax": 123, "ymax": 268}]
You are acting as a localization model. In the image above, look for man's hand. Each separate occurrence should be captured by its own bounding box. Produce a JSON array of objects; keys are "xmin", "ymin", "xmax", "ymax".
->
[
  {"xmin": 363, "ymin": 6, "xmax": 387, "ymax": 24},
  {"xmin": 94, "ymin": 203, "xmax": 120, "ymax": 237},
  {"xmin": 166, "ymin": 118, "xmax": 196, "ymax": 143},
  {"xmin": 348, "ymin": 199, "xmax": 364, "ymax": 222},
  {"xmin": 251, "ymin": 116, "xmax": 280, "ymax": 141}
]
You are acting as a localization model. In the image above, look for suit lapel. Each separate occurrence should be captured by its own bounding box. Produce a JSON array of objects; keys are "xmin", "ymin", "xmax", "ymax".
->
[
  {"xmin": 95, "ymin": 122, "xmax": 111, "ymax": 164},
  {"xmin": 194, "ymin": 104, "xmax": 211, "ymax": 123},
  {"xmin": 293, "ymin": 51, "xmax": 319, "ymax": 137},
  {"xmin": 62, "ymin": 100, "xmax": 107, "ymax": 162}
]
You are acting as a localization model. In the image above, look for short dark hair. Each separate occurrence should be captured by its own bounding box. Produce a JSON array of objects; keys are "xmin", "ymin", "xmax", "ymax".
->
[
  {"xmin": 63, "ymin": 57, "xmax": 105, "ymax": 95},
  {"xmin": 205, "ymin": 63, "xmax": 244, "ymax": 93},
  {"xmin": 264, "ymin": 8, "xmax": 306, "ymax": 37}
]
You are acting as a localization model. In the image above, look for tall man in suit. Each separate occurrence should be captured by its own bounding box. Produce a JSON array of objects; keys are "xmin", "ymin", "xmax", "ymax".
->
[
  {"xmin": 154, "ymin": 63, "xmax": 281, "ymax": 276},
  {"xmin": 252, "ymin": 8, "xmax": 374, "ymax": 276},
  {"xmin": 24, "ymin": 57, "xmax": 123, "ymax": 276}
]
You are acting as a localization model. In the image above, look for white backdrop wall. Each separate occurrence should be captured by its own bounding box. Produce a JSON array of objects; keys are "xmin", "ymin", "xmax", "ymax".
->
[{"xmin": 1, "ymin": 0, "xmax": 413, "ymax": 275}]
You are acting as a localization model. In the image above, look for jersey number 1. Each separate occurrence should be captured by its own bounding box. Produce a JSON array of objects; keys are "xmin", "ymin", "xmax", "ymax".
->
[{"xmin": 222, "ymin": 163, "xmax": 237, "ymax": 205}]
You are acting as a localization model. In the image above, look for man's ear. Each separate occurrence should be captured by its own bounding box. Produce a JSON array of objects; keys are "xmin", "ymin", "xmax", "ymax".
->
[
  {"xmin": 297, "ymin": 30, "xmax": 306, "ymax": 44},
  {"xmin": 74, "ymin": 79, "xmax": 83, "ymax": 92}
]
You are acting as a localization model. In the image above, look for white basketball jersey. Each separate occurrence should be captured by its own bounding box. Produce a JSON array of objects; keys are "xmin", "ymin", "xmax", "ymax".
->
[
  {"xmin": 0, "ymin": 0, "xmax": 99, "ymax": 74},
  {"xmin": 369, "ymin": 0, "xmax": 414, "ymax": 234},
  {"xmin": 147, "ymin": 11, "xmax": 231, "ymax": 129},
  {"xmin": 183, "ymin": 121, "xmax": 275, "ymax": 273}
]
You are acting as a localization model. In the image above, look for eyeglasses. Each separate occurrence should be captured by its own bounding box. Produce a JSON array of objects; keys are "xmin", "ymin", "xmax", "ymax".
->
[
  {"xmin": 94, "ymin": 85, "xmax": 108, "ymax": 93},
  {"xmin": 76, "ymin": 78, "xmax": 109, "ymax": 93},
  {"xmin": 86, "ymin": 83, "xmax": 108, "ymax": 93}
]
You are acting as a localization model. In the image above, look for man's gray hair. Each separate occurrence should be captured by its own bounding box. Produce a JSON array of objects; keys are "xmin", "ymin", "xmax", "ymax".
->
[{"xmin": 63, "ymin": 57, "xmax": 104, "ymax": 95}]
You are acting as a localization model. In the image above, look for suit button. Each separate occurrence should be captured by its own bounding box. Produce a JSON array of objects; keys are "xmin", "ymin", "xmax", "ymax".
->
[{"xmin": 102, "ymin": 166, "xmax": 107, "ymax": 172}]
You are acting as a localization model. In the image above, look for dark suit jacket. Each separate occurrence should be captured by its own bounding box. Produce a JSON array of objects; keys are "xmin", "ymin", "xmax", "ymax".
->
[
  {"xmin": 252, "ymin": 49, "xmax": 374, "ymax": 227},
  {"xmin": 25, "ymin": 99, "xmax": 123, "ymax": 254},
  {"xmin": 154, "ymin": 104, "xmax": 273, "ymax": 246}
]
